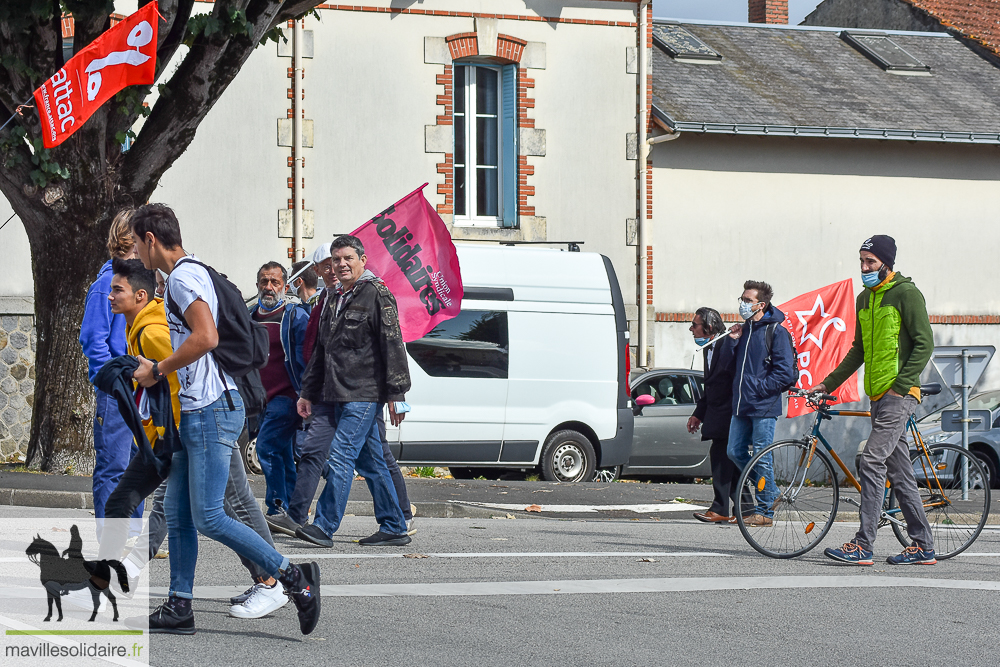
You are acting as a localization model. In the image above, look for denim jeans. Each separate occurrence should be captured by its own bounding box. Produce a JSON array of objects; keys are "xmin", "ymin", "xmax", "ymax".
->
[
  {"xmin": 93, "ymin": 389, "xmax": 143, "ymax": 539},
  {"xmin": 165, "ymin": 393, "xmax": 289, "ymax": 599},
  {"xmin": 312, "ymin": 402, "xmax": 407, "ymax": 537},
  {"xmin": 727, "ymin": 416, "xmax": 779, "ymax": 518},
  {"xmin": 287, "ymin": 405, "xmax": 337, "ymax": 526},
  {"xmin": 255, "ymin": 395, "xmax": 300, "ymax": 514}
]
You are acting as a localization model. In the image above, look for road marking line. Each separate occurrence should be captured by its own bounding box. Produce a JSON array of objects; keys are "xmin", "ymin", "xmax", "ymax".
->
[
  {"xmin": 452, "ymin": 502, "xmax": 709, "ymax": 513},
  {"xmin": 274, "ymin": 551, "xmax": 732, "ymax": 560},
  {"xmin": 150, "ymin": 575, "xmax": 1000, "ymax": 600}
]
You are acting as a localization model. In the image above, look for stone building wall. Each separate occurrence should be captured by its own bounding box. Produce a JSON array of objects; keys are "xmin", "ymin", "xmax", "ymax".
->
[{"xmin": 0, "ymin": 298, "xmax": 35, "ymax": 460}]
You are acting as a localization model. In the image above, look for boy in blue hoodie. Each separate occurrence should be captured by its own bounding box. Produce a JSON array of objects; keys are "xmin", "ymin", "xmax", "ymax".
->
[
  {"xmin": 725, "ymin": 280, "xmax": 797, "ymax": 526},
  {"xmin": 80, "ymin": 210, "xmax": 143, "ymax": 535}
]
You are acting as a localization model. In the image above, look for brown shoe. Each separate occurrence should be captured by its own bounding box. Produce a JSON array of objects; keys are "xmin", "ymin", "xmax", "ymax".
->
[
  {"xmin": 693, "ymin": 511, "xmax": 731, "ymax": 523},
  {"xmin": 744, "ymin": 514, "xmax": 773, "ymax": 527}
]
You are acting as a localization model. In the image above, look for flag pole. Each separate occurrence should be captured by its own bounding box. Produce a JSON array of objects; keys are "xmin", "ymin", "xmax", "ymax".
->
[{"xmin": 0, "ymin": 99, "xmax": 33, "ymax": 133}]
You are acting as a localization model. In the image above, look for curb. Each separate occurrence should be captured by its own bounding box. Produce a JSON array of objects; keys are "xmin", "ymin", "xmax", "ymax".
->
[{"xmin": 0, "ymin": 487, "xmax": 504, "ymax": 519}]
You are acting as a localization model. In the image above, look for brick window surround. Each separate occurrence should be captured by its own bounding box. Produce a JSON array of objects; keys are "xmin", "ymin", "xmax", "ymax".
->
[{"xmin": 433, "ymin": 32, "xmax": 536, "ymax": 221}]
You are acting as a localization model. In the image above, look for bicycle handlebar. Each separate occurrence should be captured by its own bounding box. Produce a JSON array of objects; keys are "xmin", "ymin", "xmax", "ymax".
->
[{"xmin": 788, "ymin": 389, "xmax": 838, "ymax": 403}]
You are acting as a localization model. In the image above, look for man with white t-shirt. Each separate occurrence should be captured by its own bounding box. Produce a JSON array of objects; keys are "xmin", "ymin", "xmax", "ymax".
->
[{"xmin": 128, "ymin": 203, "xmax": 321, "ymax": 636}]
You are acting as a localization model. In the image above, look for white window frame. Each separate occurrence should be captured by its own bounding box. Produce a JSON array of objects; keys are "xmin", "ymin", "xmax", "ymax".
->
[{"xmin": 453, "ymin": 64, "xmax": 504, "ymax": 227}]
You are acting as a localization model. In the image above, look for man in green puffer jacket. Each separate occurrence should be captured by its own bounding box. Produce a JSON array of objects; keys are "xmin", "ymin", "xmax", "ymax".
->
[{"xmin": 811, "ymin": 235, "xmax": 936, "ymax": 567}]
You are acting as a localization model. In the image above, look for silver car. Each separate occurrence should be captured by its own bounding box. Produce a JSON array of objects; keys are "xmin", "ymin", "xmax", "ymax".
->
[
  {"xmin": 916, "ymin": 389, "xmax": 1000, "ymax": 488},
  {"xmin": 626, "ymin": 368, "xmax": 711, "ymax": 478}
]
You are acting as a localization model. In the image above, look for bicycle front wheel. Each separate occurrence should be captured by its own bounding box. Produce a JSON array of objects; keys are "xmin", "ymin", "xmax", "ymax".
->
[
  {"xmin": 736, "ymin": 439, "xmax": 840, "ymax": 559},
  {"xmin": 889, "ymin": 443, "xmax": 990, "ymax": 559}
]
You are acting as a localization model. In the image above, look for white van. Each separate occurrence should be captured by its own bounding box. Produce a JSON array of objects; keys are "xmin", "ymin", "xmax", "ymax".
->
[{"xmin": 385, "ymin": 244, "xmax": 633, "ymax": 482}]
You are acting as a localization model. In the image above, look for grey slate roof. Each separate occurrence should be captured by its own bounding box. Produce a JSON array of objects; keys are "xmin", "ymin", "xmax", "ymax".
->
[{"xmin": 652, "ymin": 22, "xmax": 1000, "ymax": 143}]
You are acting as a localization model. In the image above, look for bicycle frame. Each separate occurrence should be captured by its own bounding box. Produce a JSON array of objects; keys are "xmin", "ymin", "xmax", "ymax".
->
[{"xmin": 800, "ymin": 405, "xmax": 955, "ymax": 525}]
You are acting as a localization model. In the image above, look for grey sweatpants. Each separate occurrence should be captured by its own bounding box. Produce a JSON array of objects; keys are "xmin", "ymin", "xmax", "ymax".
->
[
  {"xmin": 224, "ymin": 444, "xmax": 276, "ymax": 582},
  {"xmin": 856, "ymin": 393, "xmax": 934, "ymax": 551}
]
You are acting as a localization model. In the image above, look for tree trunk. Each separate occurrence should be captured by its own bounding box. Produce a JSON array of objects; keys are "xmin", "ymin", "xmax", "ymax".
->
[{"xmin": 20, "ymin": 192, "xmax": 107, "ymax": 472}]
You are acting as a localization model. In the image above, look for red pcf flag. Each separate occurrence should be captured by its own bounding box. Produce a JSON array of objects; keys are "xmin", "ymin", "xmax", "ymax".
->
[
  {"xmin": 34, "ymin": 3, "xmax": 159, "ymax": 148},
  {"xmin": 352, "ymin": 185, "xmax": 464, "ymax": 342},
  {"xmin": 778, "ymin": 279, "xmax": 861, "ymax": 417}
]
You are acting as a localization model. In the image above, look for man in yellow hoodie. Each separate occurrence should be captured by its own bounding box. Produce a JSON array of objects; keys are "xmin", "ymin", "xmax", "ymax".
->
[{"xmin": 102, "ymin": 258, "xmax": 181, "ymax": 571}]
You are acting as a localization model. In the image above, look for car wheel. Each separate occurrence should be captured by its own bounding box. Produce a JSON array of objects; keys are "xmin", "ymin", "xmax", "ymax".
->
[
  {"xmin": 238, "ymin": 427, "xmax": 262, "ymax": 476},
  {"xmin": 970, "ymin": 449, "xmax": 999, "ymax": 489},
  {"xmin": 592, "ymin": 466, "xmax": 621, "ymax": 482},
  {"xmin": 541, "ymin": 430, "xmax": 596, "ymax": 483}
]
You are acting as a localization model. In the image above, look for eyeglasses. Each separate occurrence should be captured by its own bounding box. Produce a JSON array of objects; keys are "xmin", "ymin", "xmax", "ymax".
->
[{"xmin": 738, "ymin": 297, "xmax": 758, "ymax": 305}]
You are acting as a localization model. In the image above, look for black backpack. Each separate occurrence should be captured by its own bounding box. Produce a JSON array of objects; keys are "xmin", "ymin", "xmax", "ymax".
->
[
  {"xmin": 165, "ymin": 258, "xmax": 269, "ymax": 417},
  {"xmin": 764, "ymin": 322, "xmax": 800, "ymax": 393}
]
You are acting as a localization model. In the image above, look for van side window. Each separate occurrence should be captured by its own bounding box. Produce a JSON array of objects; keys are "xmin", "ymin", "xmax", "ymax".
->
[{"xmin": 406, "ymin": 310, "xmax": 509, "ymax": 378}]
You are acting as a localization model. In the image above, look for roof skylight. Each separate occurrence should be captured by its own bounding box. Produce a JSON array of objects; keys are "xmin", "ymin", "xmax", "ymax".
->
[
  {"xmin": 654, "ymin": 25, "xmax": 722, "ymax": 63},
  {"xmin": 842, "ymin": 32, "xmax": 931, "ymax": 75}
]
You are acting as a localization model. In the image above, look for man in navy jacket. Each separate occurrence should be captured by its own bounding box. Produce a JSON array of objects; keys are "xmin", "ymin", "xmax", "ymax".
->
[{"xmin": 725, "ymin": 280, "xmax": 796, "ymax": 526}]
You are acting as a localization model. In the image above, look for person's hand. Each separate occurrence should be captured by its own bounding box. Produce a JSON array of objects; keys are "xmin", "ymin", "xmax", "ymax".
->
[
  {"xmin": 886, "ymin": 388, "xmax": 903, "ymax": 397},
  {"xmin": 808, "ymin": 383, "xmax": 827, "ymax": 395},
  {"xmin": 133, "ymin": 356, "xmax": 156, "ymax": 387},
  {"xmin": 686, "ymin": 416, "xmax": 701, "ymax": 434},
  {"xmin": 297, "ymin": 397, "xmax": 312, "ymax": 419},
  {"xmin": 389, "ymin": 402, "xmax": 405, "ymax": 427},
  {"xmin": 728, "ymin": 323, "xmax": 743, "ymax": 339}
]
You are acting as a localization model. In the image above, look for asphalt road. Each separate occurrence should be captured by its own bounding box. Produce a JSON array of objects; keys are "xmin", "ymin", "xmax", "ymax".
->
[{"xmin": 2, "ymin": 502, "xmax": 999, "ymax": 667}]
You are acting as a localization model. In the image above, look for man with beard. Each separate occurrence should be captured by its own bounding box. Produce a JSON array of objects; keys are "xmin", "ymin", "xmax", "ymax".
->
[{"xmin": 249, "ymin": 262, "xmax": 310, "ymax": 536}]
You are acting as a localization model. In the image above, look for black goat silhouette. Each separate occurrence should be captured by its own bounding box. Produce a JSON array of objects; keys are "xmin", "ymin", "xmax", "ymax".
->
[{"xmin": 25, "ymin": 525, "xmax": 129, "ymax": 622}]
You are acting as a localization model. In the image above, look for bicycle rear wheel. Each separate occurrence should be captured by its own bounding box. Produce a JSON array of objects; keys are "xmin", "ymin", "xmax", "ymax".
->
[
  {"xmin": 736, "ymin": 439, "xmax": 840, "ymax": 559},
  {"xmin": 889, "ymin": 444, "xmax": 990, "ymax": 559}
]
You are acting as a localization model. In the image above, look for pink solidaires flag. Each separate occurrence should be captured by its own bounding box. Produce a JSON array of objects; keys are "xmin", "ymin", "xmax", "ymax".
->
[
  {"xmin": 778, "ymin": 279, "xmax": 861, "ymax": 418},
  {"xmin": 351, "ymin": 184, "xmax": 463, "ymax": 342}
]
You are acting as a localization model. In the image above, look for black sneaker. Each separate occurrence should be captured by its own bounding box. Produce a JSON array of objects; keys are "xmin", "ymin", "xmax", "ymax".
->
[
  {"xmin": 296, "ymin": 523, "xmax": 334, "ymax": 548},
  {"xmin": 358, "ymin": 530, "xmax": 411, "ymax": 546},
  {"xmin": 279, "ymin": 562, "xmax": 321, "ymax": 635},
  {"xmin": 230, "ymin": 583, "xmax": 262, "ymax": 606},
  {"xmin": 127, "ymin": 597, "xmax": 195, "ymax": 635}
]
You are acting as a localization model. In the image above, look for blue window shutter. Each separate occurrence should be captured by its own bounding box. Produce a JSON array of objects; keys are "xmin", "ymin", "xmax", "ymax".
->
[{"xmin": 501, "ymin": 64, "xmax": 518, "ymax": 228}]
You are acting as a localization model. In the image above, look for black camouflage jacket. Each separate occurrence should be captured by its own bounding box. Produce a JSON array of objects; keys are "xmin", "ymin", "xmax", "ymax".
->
[{"xmin": 299, "ymin": 273, "xmax": 411, "ymax": 404}]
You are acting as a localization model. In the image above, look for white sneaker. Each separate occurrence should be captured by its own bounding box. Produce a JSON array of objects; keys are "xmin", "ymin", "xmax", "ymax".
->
[
  {"xmin": 228, "ymin": 582, "xmax": 288, "ymax": 619},
  {"xmin": 62, "ymin": 586, "xmax": 107, "ymax": 612},
  {"xmin": 406, "ymin": 518, "xmax": 417, "ymax": 536}
]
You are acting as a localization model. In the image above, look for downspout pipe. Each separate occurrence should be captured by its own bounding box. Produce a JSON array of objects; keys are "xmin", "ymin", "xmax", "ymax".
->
[
  {"xmin": 637, "ymin": 0, "xmax": 650, "ymax": 367},
  {"xmin": 292, "ymin": 19, "xmax": 304, "ymax": 261}
]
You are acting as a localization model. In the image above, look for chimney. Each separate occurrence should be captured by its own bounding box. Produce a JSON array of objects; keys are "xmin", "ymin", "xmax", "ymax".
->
[{"xmin": 749, "ymin": 0, "xmax": 788, "ymax": 24}]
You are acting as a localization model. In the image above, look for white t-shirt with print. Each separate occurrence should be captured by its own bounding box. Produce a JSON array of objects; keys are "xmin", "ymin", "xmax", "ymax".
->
[{"xmin": 165, "ymin": 256, "xmax": 238, "ymax": 411}]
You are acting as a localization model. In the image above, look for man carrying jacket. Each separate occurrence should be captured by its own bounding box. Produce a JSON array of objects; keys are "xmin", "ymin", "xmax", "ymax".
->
[
  {"xmin": 249, "ymin": 262, "xmax": 310, "ymax": 535},
  {"xmin": 726, "ymin": 280, "xmax": 797, "ymax": 527},
  {"xmin": 687, "ymin": 307, "xmax": 739, "ymax": 523},
  {"xmin": 813, "ymin": 235, "xmax": 936, "ymax": 566},
  {"xmin": 102, "ymin": 258, "xmax": 181, "ymax": 571},
  {"xmin": 294, "ymin": 234, "xmax": 412, "ymax": 548}
]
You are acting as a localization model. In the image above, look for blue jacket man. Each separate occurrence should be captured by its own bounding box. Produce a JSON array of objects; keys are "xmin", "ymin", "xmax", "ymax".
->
[
  {"xmin": 248, "ymin": 262, "xmax": 311, "ymax": 528},
  {"xmin": 726, "ymin": 280, "xmax": 796, "ymax": 525},
  {"xmin": 80, "ymin": 214, "xmax": 145, "ymax": 536}
]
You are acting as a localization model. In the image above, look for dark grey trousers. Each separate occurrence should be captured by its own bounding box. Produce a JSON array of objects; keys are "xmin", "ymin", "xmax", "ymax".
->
[
  {"xmin": 225, "ymin": 443, "xmax": 276, "ymax": 582},
  {"xmin": 856, "ymin": 393, "xmax": 933, "ymax": 551}
]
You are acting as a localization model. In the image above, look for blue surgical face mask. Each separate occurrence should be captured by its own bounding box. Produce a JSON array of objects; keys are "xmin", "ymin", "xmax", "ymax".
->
[
  {"xmin": 738, "ymin": 301, "xmax": 756, "ymax": 320},
  {"xmin": 861, "ymin": 270, "xmax": 881, "ymax": 288},
  {"xmin": 694, "ymin": 337, "xmax": 710, "ymax": 346}
]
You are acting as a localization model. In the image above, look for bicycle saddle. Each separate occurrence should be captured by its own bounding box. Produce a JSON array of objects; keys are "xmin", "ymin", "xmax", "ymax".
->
[{"xmin": 920, "ymin": 383, "xmax": 942, "ymax": 396}]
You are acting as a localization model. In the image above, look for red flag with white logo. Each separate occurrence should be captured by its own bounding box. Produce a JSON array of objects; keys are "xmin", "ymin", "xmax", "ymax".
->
[
  {"xmin": 779, "ymin": 279, "xmax": 860, "ymax": 417},
  {"xmin": 34, "ymin": 3, "xmax": 159, "ymax": 148},
  {"xmin": 351, "ymin": 184, "xmax": 463, "ymax": 342}
]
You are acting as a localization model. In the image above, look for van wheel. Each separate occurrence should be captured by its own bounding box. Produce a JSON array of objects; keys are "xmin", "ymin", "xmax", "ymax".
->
[
  {"xmin": 238, "ymin": 426, "xmax": 262, "ymax": 476},
  {"xmin": 541, "ymin": 430, "xmax": 596, "ymax": 483}
]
